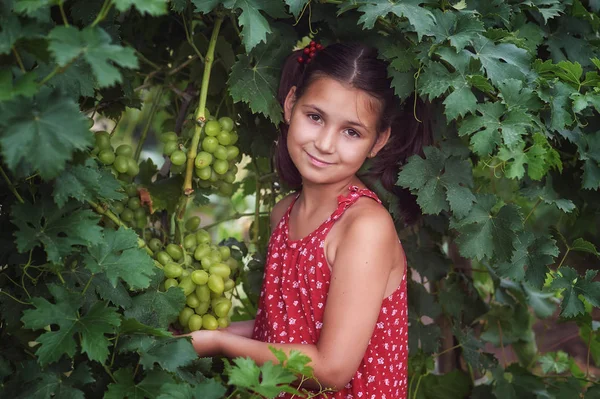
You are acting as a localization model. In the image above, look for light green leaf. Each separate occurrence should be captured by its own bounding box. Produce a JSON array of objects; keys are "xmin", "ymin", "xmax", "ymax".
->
[
  {"xmin": 465, "ymin": 36, "xmax": 531, "ymax": 86},
  {"xmin": 78, "ymin": 303, "xmax": 121, "ymax": 362},
  {"xmin": 539, "ymin": 351, "xmax": 569, "ymax": 374},
  {"xmin": 48, "ymin": 26, "xmax": 138, "ymax": 88},
  {"xmin": 356, "ymin": 0, "xmax": 435, "ymax": 40},
  {"xmin": 112, "ymin": 0, "xmax": 168, "ymax": 15},
  {"xmin": 427, "ymin": 9, "xmax": 484, "ymax": 51},
  {"xmin": 0, "ymin": 87, "xmax": 93, "ymax": 180}
]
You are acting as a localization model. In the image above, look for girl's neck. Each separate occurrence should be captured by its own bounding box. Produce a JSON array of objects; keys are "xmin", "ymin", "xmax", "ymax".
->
[{"xmin": 296, "ymin": 176, "xmax": 360, "ymax": 214}]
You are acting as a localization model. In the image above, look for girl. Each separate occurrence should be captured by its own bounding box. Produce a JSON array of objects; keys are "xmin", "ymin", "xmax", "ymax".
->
[{"xmin": 190, "ymin": 42, "xmax": 431, "ymax": 399}]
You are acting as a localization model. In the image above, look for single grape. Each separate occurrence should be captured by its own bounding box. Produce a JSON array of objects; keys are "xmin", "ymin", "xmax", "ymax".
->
[
  {"xmin": 218, "ymin": 246, "xmax": 231, "ymax": 261},
  {"xmin": 113, "ymin": 156, "xmax": 129, "ymax": 173},
  {"xmin": 229, "ymin": 131, "xmax": 239, "ymax": 145},
  {"xmin": 164, "ymin": 263, "xmax": 183, "ymax": 279},
  {"xmin": 188, "ymin": 314, "xmax": 203, "ymax": 331},
  {"xmin": 156, "ymin": 251, "xmax": 172, "ymax": 266},
  {"xmin": 164, "ymin": 278, "xmax": 179, "ymax": 290},
  {"xmin": 186, "ymin": 293, "xmax": 201, "ymax": 308},
  {"xmin": 204, "ymin": 120, "xmax": 221, "ymax": 137},
  {"xmin": 217, "ymin": 317, "xmax": 230, "ymax": 329},
  {"xmin": 127, "ymin": 197, "xmax": 141, "ymax": 210},
  {"xmin": 126, "ymin": 158, "xmax": 139, "ymax": 177},
  {"xmin": 120, "ymin": 208, "xmax": 134, "ymax": 222},
  {"xmin": 214, "ymin": 299, "xmax": 232, "ymax": 318},
  {"xmin": 194, "ymin": 243, "xmax": 211, "ymax": 261},
  {"xmin": 213, "ymin": 145, "xmax": 228, "ymax": 160},
  {"xmin": 98, "ymin": 149, "xmax": 116, "ymax": 165},
  {"xmin": 112, "ymin": 201, "xmax": 125, "ymax": 215},
  {"xmin": 225, "ymin": 257, "xmax": 239, "ymax": 272},
  {"xmin": 179, "ymin": 307, "xmax": 195, "ymax": 326},
  {"xmin": 218, "ymin": 116, "xmax": 234, "ymax": 132},
  {"xmin": 209, "ymin": 263, "xmax": 231, "ymax": 279},
  {"xmin": 213, "ymin": 159, "xmax": 228, "ymax": 175},
  {"xmin": 178, "ymin": 276, "xmax": 196, "ymax": 296},
  {"xmin": 183, "ymin": 233, "xmax": 197, "ymax": 250},
  {"xmin": 191, "ymin": 270, "xmax": 209, "ymax": 285},
  {"xmin": 223, "ymin": 171, "xmax": 236, "ymax": 184},
  {"xmin": 170, "ymin": 150, "xmax": 187, "ymax": 166},
  {"xmin": 196, "ymin": 166, "xmax": 212, "ymax": 180},
  {"xmin": 202, "ymin": 137, "xmax": 219, "ymax": 153},
  {"xmin": 125, "ymin": 184, "xmax": 138, "ymax": 197},
  {"xmin": 194, "ymin": 151, "xmax": 213, "ymax": 169},
  {"xmin": 195, "ymin": 301, "xmax": 210, "ymax": 315},
  {"xmin": 160, "ymin": 132, "xmax": 178, "ymax": 143},
  {"xmin": 200, "ymin": 256, "xmax": 213, "ymax": 270},
  {"xmin": 166, "ymin": 243, "xmax": 183, "ymax": 261},
  {"xmin": 208, "ymin": 249, "xmax": 222, "ymax": 263},
  {"xmin": 133, "ymin": 207, "xmax": 146, "ymax": 219},
  {"xmin": 217, "ymin": 131, "xmax": 231, "ymax": 145},
  {"xmin": 207, "ymin": 274, "xmax": 224, "ymax": 295},
  {"xmin": 223, "ymin": 278, "xmax": 236, "ymax": 292},
  {"xmin": 209, "ymin": 168, "xmax": 219, "ymax": 182},
  {"xmin": 218, "ymin": 182, "xmax": 233, "ymax": 196},
  {"xmin": 149, "ymin": 238, "xmax": 162, "ymax": 252},
  {"xmin": 116, "ymin": 144, "xmax": 133, "ymax": 157},
  {"xmin": 95, "ymin": 132, "xmax": 111, "ymax": 150},
  {"xmin": 226, "ymin": 146, "xmax": 240, "ymax": 161},
  {"xmin": 196, "ymin": 229, "xmax": 211, "ymax": 245},
  {"xmin": 185, "ymin": 216, "xmax": 201, "ymax": 232},
  {"xmin": 195, "ymin": 285, "xmax": 211, "ymax": 302},
  {"xmin": 163, "ymin": 140, "xmax": 179, "ymax": 156},
  {"xmin": 202, "ymin": 314, "xmax": 218, "ymax": 330}
]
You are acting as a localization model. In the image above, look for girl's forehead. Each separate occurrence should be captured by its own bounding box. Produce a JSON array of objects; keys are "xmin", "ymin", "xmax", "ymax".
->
[{"xmin": 300, "ymin": 77, "xmax": 381, "ymax": 127}]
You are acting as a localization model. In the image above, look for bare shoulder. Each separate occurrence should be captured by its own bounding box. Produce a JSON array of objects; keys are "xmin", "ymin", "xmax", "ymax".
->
[
  {"xmin": 270, "ymin": 192, "xmax": 298, "ymax": 230},
  {"xmin": 339, "ymin": 197, "xmax": 398, "ymax": 242}
]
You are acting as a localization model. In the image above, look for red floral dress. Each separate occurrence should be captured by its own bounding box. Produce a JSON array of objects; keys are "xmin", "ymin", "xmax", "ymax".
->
[{"xmin": 252, "ymin": 186, "xmax": 409, "ymax": 399}]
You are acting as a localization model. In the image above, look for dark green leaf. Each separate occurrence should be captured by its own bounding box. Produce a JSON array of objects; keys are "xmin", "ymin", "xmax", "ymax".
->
[
  {"xmin": 570, "ymin": 238, "xmax": 599, "ymax": 256},
  {"xmin": 551, "ymin": 267, "xmax": 600, "ymax": 318},
  {"xmin": 356, "ymin": 0, "xmax": 435, "ymax": 40},
  {"xmin": 124, "ymin": 287, "xmax": 185, "ymax": 328}
]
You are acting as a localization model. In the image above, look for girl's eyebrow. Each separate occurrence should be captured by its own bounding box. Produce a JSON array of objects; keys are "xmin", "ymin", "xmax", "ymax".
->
[{"xmin": 302, "ymin": 104, "xmax": 367, "ymax": 129}]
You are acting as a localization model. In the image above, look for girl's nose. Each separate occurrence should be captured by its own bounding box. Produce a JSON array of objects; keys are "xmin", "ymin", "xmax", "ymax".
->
[{"xmin": 314, "ymin": 128, "xmax": 335, "ymax": 154}]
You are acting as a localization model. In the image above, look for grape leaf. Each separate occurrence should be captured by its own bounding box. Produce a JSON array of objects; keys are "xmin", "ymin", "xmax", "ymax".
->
[
  {"xmin": 521, "ymin": 177, "xmax": 575, "ymax": 214},
  {"xmin": 48, "ymin": 26, "xmax": 138, "ymax": 88},
  {"xmin": 170, "ymin": 0, "xmax": 187, "ymax": 12},
  {"xmin": 124, "ymin": 287, "xmax": 185, "ymax": 328},
  {"xmin": 522, "ymin": 0, "xmax": 565, "ymax": 23},
  {"xmin": 570, "ymin": 238, "xmax": 600, "ymax": 256},
  {"xmin": 54, "ymin": 159, "xmax": 125, "ymax": 208},
  {"xmin": 36, "ymin": 59, "xmax": 96, "ymax": 99},
  {"xmin": 227, "ymin": 357, "xmax": 300, "ymax": 398},
  {"xmin": 481, "ymin": 303, "xmax": 532, "ymax": 345},
  {"xmin": 190, "ymin": 0, "xmax": 220, "ymax": 13},
  {"xmin": 454, "ymin": 327, "xmax": 493, "ymax": 373},
  {"xmin": 496, "ymin": 231, "xmax": 559, "ymax": 287},
  {"xmin": 522, "ymin": 282, "xmax": 556, "ymax": 319},
  {"xmin": 571, "ymin": 131, "xmax": 600, "ymax": 190},
  {"xmin": 21, "ymin": 284, "xmax": 120, "ymax": 365},
  {"xmin": 419, "ymin": 369, "xmax": 472, "ymax": 399},
  {"xmin": 0, "ymin": 69, "xmax": 38, "ymax": 101},
  {"xmin": 408, "ymin": 316, "xmax": 440, "ymax": 354},
  {"xmin": 271, "ymin": 348, "xmax": 314, "ymax": 377},
  {"xmin": 120, "ymin": 336, "xmax": 197, "ymax": 372},
  {"xmin": 539, "ymin": 351, "xmax": 569, "ymax": 374},
  {"xmin": 0, "ymin": 4, "xmax": 47, "ymax": 54},
  {"xmin": 87, "ymin": 271, "xmax": 133, "ymax": 309},
  {"xmin": 119, "ymin": 318, "xmax": 172, "ymax": 336},
  {"xmin": 551, "ymin": 268, "xmax": 600, "ymax": 318},
  {"xmin": 18, "ymin": 362, "xmax": 94, "ymax": 399},
  {"xmin": 498, "ymin": 132, "xmax": 558, "ymax": 181},
  {"xmin": 229, "ymin": 25, "xmax": 295, "ymax": 125},
  {"xmin": 356, "ymin": 0, "xmax": 435, "ymax": 40},
  {"xmin": 464, "ymin": 36, "xmax": 531, "ymax": 86},
  {"xmin": 453, "ymin": 194, "xmax": 522, "ymax": 262},
  {"xmin": 105, "ymin": 369, "xmax": 175, "ymax": 399},
  {"xmin": 285, "ymin": 0, "xmax": 307, "ymax": 18},
  {"xmin": 0, "ymin": 87, "xmax": 93, "ymax": 180},
  {"xmin": 397, "ymin": 146, "xmax": 475, "ymax": 218},
  {"xmin": 427, "ymin": 9, "xmax": 485, "ymax": 51},
  {"xmin": 572, "ymin": 92, "xmax": 600, "ymax": 114},
  {"xmin": 113, "ymin": 0, "xmax": 169, "ymax": 16},
  {"xmin": 84, "ymin": 227, "xmax": 156, "ymax": 290},
  {"xmin": 12, "ymin": 199, "xmax": 102, "ymax": 263}
]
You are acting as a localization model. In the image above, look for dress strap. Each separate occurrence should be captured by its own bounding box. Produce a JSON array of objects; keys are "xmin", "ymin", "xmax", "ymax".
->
[{"xmin": 329, "ymin": 185, "xmax": 382, "ymax": 222}]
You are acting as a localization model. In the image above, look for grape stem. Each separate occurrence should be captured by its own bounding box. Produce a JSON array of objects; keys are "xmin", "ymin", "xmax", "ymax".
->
[
  {"xmin": 134, "ymin": 86, "xmax": 164, "ymax": 162},
  {"xmin": 0, "ymin": 165, "xmax": 25, "ymax": 204},
  {"xmin": 87, "ymin": 200, "xmax": 154, "ymax": 257}
]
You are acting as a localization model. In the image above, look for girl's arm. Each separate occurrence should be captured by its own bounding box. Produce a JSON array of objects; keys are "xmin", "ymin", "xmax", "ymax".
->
[
  {"xmin": 191, "ymin": 206, "xmax": 400, "ymax": 391},
  {"xmin": 223, "ymin": 319, "xmax": 255, "ymax": 338}
]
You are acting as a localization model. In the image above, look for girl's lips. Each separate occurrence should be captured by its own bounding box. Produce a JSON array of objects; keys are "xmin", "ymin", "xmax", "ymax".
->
[{"xmin": 306, "ymin": 152, "xmax": 333, "ymax": 167}]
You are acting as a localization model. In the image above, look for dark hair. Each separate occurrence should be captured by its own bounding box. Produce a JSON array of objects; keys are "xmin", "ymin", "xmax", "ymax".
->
[{"xmin": 275, "ymin": 42, "xmax": 432, "ymax": 224}]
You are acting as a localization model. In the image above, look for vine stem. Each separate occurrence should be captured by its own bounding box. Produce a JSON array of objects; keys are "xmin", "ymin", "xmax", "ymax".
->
[
  {"xmin": 12, "ymin": 47, "xmax": 25, "ymax": 72},
  {"xmin": 183, "ymin": 15, "xmax": 224, "ymax": 195},
  {"xmin": 523, "ymin": 198, "xmax": 542, "ymax": 224},
  {"xmin": 87, "ymin": 200, "xmax": 154, "ymax": 257},
  {"xmin": 556, "ymin": 248, "xmax": 570, "ymax": 269},
  {"xmin": 59, "ymin": 1, "xmax": 69, "ymax": 26},
  {"xmin": 225, "ymin": 388, "xmax": 239, "ymax": 399},
  {"xmin": 412, "ymin": 374, "xmax": 424, "ymax": 399},
  {"xmin": 0, "ymin": 165, "xmax": 25, "ymax": 204},
  {"xmin": 134, "ymin": 86, "xmax": 164, "ymax": 161},
  {"xmin": 91, "ymin": 0, "xmax": 113, "ymax": 28},
  {"xmin": 432, "ymin": 343, "xmax": 462, "ymax": 358},
  {"xmin": 0, "ymin": 291, "xmax": 31, "ymax": 306},
  {"xmin": 498, "ymin": 320, "xmax": 507, "ymax": 367},
  {"xmin": 585, "ymin": 330, "xmax": 592, "ymax": 378}
]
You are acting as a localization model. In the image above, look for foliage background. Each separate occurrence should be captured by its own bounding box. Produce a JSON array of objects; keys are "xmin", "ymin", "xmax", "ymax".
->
[{"xmin": 1, "ymin": 0, "xmax": 600, "ymax": 398}]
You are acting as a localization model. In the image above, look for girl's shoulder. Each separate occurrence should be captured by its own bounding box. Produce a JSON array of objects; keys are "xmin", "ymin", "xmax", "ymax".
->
[
  {"xmin": 270, "ymin": 192, "xmax": 298, "ymax": 230},
  {"xmin": 335, "ymin": 195, "xmax": 398, "ymax": 244}
]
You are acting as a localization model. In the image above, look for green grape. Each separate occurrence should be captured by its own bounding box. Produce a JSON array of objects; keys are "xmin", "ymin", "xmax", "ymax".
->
[
  {"xmin": 197, "ymin": 180, "xmax": 212, "ymax": 188},
  {"xmin": 185, "ymin": 216, "xmax": 201, "ymax": 232},
  {"xmin": 223, "ymin": 278, "xmax": 236, "ymax": 292},
  {"xmin": 166, "ymin": 243, "xmax": 183, "ymax": 261},
  {"xmin": 204, "ymin": 120, "xmax": 221, "ymax": 137},
  {"xmin": 164, "ymin": 278, "xmax": 179, "ymax": 290},
  {"xmin": 229, "ymin": 164, "xmax": 238, "ymax": 175},
  {"xmin": 170, "ymin": 163, "xmax": 185, "ymax": 174},
  {"xmin": 156, "ymin": 251, "xmax": 172, "ymax": 266},
  {"xmin": 200, "ymin": 256, "xmax": 213, "ymax": 271},
  {"xmin": 214, "ymin": 299, "xmax": 232, "ymax": 318},
  {"xmin": 202, "ymin": 314, "xmax": 218, "ymax": 330},
  {"xmin": 178, "ymin": 276, "xmax": 196, "ymax": 296},
  {"xmin": 226, "ymin": 257, "xmax": 239, "ymax": 272},
  {"xmin": 179, "ymin": 307, "xmax": 195, "ymax": 326},
  {"xmin": 195, "ymin": 301, "xmax": 210, "ymax": 315},
  {"xmin": 186, "ymin": 293, "xmax": 201, "ymax": 308},
  {"xmin": 164, "ymin": 263, "xmax": 183, "ymax": 279},
  {"xmin": 218, "ymin": 116, "xmax": 234, "ymax": 132},
  {"xmin": 223, "ymin": 171, "xmax": 236, "ymax": 184},
  {"xmin": 218, "ymin": 182, "xmax": 233, "ymax": 196},
  {"xmin": 163, "ymin": 140, "xmax": 179, "ymax": 156},
  {"xmin": 133, "ymin": 207, "xmax": 146, "ymax": 219},
  {"xmin": 196, "ymin": 166, "xmax": 212, "ymax": 180},
  {"xmin": 126, "ymin": 158, "xmax": 139, "ymax": 177},
  {"xmin": 183, "ymin": 233, "xmax": 197, "ymax": 250},
  {"xmin": 195, "ymin": 151, "xmax": 213, "ymax": 169},
  {"xmin": 112, "ymin": 201, "xmax": 125, "ymax": 215},
  {"xmin": 194, "ymin": 244, "xmax": 211, "ymax": 261},
  {"xmin": 170, "ymin": 150, "xmax": 187, "ymax": 166},
  {"xmin": 217, "ymin": 131, "xmax": 231, "ymax": 145},
  {"xmin": 125, "ymin": 184, "xmax": 138, "ymax": 197},
  {"xmin": 127, "ymin": 197, "xmax": 140, "ymax": 210},
  {"xmin": 226, "ymin": 146, "xmax": 240, "ymax": 161},
  {"xmin": 113, "ymin": 156, "xmax": 129, "ymax": 173},
  {"xmin": 196, "ymin": 229, "xmax": 211, "ymax": 244},
  {"xmin": 160, "ymin": 132, "xmax": 178, "ymax": 143},
  {"xmin": 116, "ymin": 144, "xmax": 133, "ymax": 157},
  {"xmin": 195, "ymin": 285, "xmax": 211, "ymax": 302},
  {"xmin": 207, "ymin": 274, "xmax": 224, "ymax": 295},
  {"xmin": 149, "ymin": 238, "xmax": 162, "ymax": 252},
  {"xmin": 121, "ymin": 208, "xmax": 134, "ymax": 222},
  {"xmin": 217, "ymin": 317, "xmax": 230, "ymax": 329},
  {"xmin": 87, "ymin": 117, "xmax": 95, "ymax": 129},
  {"xmin": 213, "ymin": 159, "xmax": 228, "ymax": 175},
  {"xmin": 188, "ymin": 314, "xmax": 203, "ymax": 331},
  {"xmin": 98, "ymin": 149, "xmax": 115, "ymax": 165},
  {"xmin": 202, "ymin": 137, "xmax": 219, "ymax": 153},
  {"xmin": 95, "ymin": 131, "xmax": 111, "ymax": 150},
  {"xmin": 213, "ymin": 145, "xmax": 228, "ymax": 160},
  {"xmin": 209, "ymin": 263, "xmax": 231, "ymax": 279},
  {"xmin": 229, "ymin": 132, "xmax": 239, "ymax": 146},
  {"xmin": 181, "ymin": 268, "xmax": 191, "ymax": 277},
  {"xmin": 191, "ymin": 270, "xmax": 209, "ymax": 285},
  {"xmin": 209, "ymin": 168, "xmax": 219, "ymax": 182},
  {"xmin": 218, "ymin": 246, "xmax": 231, "ymax": 261},
  {"xmin": 208, "ymin": 250, "xmax": 222, "ymax": 263}
]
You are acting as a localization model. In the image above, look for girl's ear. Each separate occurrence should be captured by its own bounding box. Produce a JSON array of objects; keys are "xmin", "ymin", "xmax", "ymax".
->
[
  {"xmin": 283, "ymin": 86, "xmax": 297, "ymax": 124},
  {"xmin": 370, "ymin": 127, "xmax": 391, "ymax": 157}
]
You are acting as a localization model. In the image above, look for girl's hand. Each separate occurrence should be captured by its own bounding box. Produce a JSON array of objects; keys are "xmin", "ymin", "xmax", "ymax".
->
[{"xmin": 187, "ymin": 329, "xmax": 222, "ymax": 357}]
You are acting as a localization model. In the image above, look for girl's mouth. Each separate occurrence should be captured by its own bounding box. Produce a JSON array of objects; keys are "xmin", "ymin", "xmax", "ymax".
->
[{"xmin": 306, "ymin": 152, "xmax": 333, "ymax": 167}]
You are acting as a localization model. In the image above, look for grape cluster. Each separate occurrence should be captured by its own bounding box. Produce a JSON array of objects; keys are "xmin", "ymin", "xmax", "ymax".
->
[
  {"xmin": 111, "ymin": 184, "xmax": 148, "ymax": 229},
  {"xmin": 152, "ymin": 216, "xmax": 238, "ymax": 332},
  {"xmin": 160, "ymin": 114, "xmax": 241, "ymax": 196},
  {"xmin": 92, "ymin": 131, "xmax": 140, "ymax": 181}
]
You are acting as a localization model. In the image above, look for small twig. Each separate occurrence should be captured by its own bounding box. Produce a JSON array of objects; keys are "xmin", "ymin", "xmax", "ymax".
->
[
  {"xmin": 0, "ymin": 165, "xmax": 25, "ymax": 204},
  {"xmin": 168, "ymin": 55, "xmax": 199, "ymax": 76},
  {"xmin": 585, "ymin": 329, "xmax": 592, "ymax": 378},
  {"xmin": 12, "ymin": 47, "xmax": 26, "ymax": 72},
  {"xmin": 59, "ymin": 1, "xmax": 69, "ymax": 26},
  {"xmin": 432, "ymin": 343, "xmax": 462, "ymax": 358},
  {"xmin": 523, "ymin": 198, "xmax": 542, "ymax": 224},
  {"xmin": 0, "ymin": 290, "xmax": 31, "ymax": 305},
  {"xmin": 91, "ymin": 0, "xmax": 112, "ymax": 28}
]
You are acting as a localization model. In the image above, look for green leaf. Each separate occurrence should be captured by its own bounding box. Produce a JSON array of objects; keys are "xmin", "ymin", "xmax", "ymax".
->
[
  {"xmin": 284, "ymin": 0, "xmax": 307, "ymax": 18},
  {"xmin": 356, "ymin": 0, "xmax": 435, "ymax": 40},
  {"xmin": 522, "ymin": 0, "xmax": 565, "ymax": 23},
  {"xmin": 454, "ymin": 328, "xmax": 489, "ymax": 373},
  {"xmin": 570, "ymin": 238, "xmax": 600, "ymax": 256},
  {"xmin": 453, "ymin": 194, "xmax": 522, "ymax": 261},
  {"xmin": 539, "ymin": 351, "xmax": 569, "ymax": 374},
  {"xmin": 105, "ymin": 369, "xmax": 175, "ymax": 399},
  {"xmin": 418, "ymin": 369, "xmax": 472, "ymax": 399},
  {"xmin": 36, "ymin": 59, "xmax": 96, "ymax": 99},
  {"xmin": 228, "ymin": 25, "xmax": 295, "ymax": 125},
  {"xmin": 465, "ymin": 36, "xmax": 531, "ymax": 86},
  {"xmin": 521, "ymin": 179, "xmax": 574, "ymax": 213},
  {"xmin": 120, "ymin": 337, "xmax": 197, "ymax": 372},
  {"xmin": 113, "ymin": 0, "xmax": 168, "ymax": 15},
  {"xmin": 19, "ymin": 363, "xmax": 93, "ymax": 399},
  {"xmin": 551, "ymin": 267, "xmax": 600, "ymax": 318},
  {"xmin": 397, "ymin": 146, "xmax": 475, "ymax": 218},
  {"xmin": 124, "ymin": 287, "xmax": 185, "ymax": 328},
  {"xmin": 227, "ymin": 357, "xmax": 300, "ymax": 398},
  {"xmin": 84, "ymin": 227, "xmax": 156, "ymax": 290},
  {"xmin": 572, "ymin": 131, "xmax": 600, "ymax": 190},
  {"xmin": 21, "ymin": 285, "xmax": 120, "ymax": 365},
  {"xmin": 12, "ymin": 199, "xmax": 102, "ymax": 263},
  {"xmin": 54, "ymin": 159, "xmax": 125, "ymax": 208},
  {"xmin": 48, "ymin": 26, "xmax": 138, "ymax": 88},
  {"xmin": 427, "ymin": 9, "xmax": 485, "ymax": 51},
  {"xmin": 523, "ymin": 282, "xmax": 557, "ymax": 319},
  {"xmin": 119, "ymin": 318, "xmax": 172, "ymax": 336},
  {"xmin": 192, "ymin": 379, "xmax": 227, "ymax": 399},
  {"xmin": 0, "ymin": 87, "xmax": 93, "ymax": 180},
  {"xmin": 0, "ymin": 69, "xmax": 38, "ymax": 101}
]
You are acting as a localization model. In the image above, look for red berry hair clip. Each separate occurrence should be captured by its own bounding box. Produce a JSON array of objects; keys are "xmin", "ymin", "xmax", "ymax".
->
[{"xmin": 297, "ymin": 41, "xmax": 324, "ymax": 64}]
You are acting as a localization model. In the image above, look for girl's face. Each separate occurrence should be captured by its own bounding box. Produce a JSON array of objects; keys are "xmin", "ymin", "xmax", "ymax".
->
[{"xmin": 284, "ymin": 77, "xmax": 390, "ymax": 186}]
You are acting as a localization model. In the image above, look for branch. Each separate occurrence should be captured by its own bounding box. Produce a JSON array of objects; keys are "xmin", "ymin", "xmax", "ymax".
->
[{"xmin": 0, "ymin": 165, "xmax": 25, "ymax": 204}]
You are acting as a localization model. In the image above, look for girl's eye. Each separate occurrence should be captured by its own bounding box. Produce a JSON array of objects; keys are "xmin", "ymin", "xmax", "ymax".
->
[
  {"xmin": 308, "ymin": 114, "xmax": 321, "ymax": 122},
  {"xmin": 345, "ymin": 129, "xmax": 360, "ymax": 138}
]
